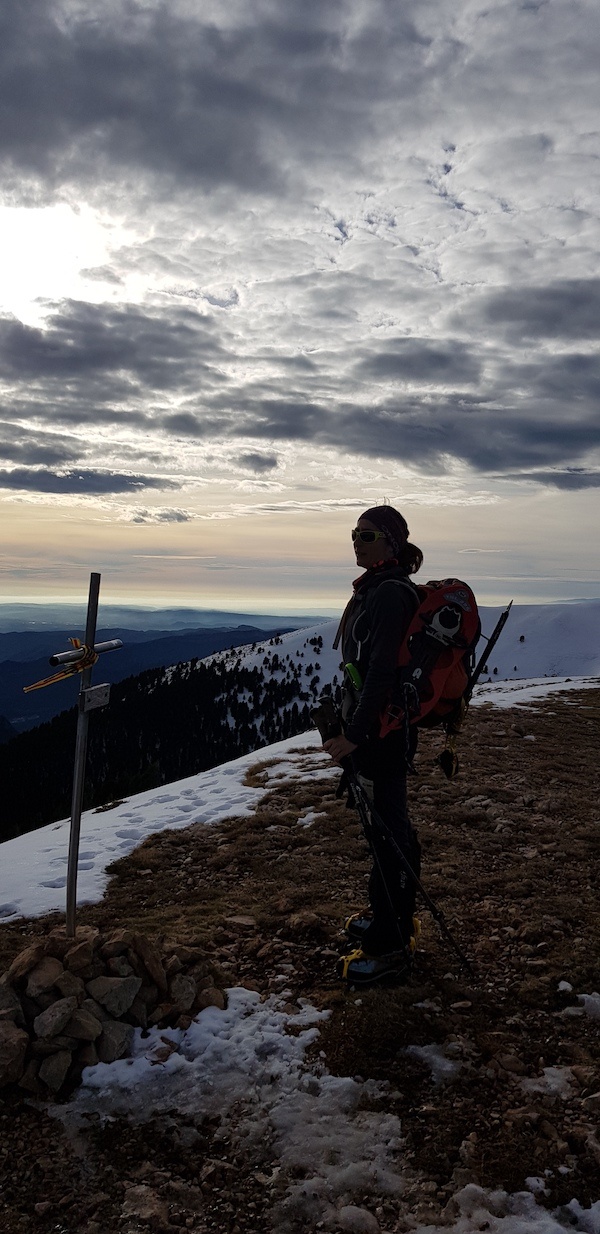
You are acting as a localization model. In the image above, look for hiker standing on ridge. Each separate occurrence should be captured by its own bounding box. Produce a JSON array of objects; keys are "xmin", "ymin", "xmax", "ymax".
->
[{"xmin": 323, "ymin": 505, "xmax": 423, "ymax": 984}]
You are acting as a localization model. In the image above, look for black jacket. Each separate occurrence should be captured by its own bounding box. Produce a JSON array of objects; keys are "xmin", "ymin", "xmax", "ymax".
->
[{"xmin": 336, "ymin": 563, "xmax": 419, "ymax": 746}]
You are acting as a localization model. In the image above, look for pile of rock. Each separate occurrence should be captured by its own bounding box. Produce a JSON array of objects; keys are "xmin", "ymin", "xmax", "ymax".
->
[{"xmin": 0, "ymin": 925, "xmax": 226, "ymax": 1097}]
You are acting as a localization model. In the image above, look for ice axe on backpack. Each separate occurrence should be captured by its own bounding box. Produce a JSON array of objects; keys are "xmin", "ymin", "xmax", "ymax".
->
[
  {"xmin": 438, "ymin": 600, "xmax": 513, "ymax": 780},
  {"xmin": 311, "ymin": 695, "xmax": 475, "ymax": 979}
]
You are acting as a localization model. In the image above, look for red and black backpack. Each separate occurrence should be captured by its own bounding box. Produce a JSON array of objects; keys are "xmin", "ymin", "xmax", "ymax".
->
[{"xmin": 379, "ymin": 578, "xmax": 480, "ymax": 738}]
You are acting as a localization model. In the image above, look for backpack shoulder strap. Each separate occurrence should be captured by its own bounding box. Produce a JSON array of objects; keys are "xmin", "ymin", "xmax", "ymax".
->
[{"xmin": 364, "ymin": 575, "xmax": 420, "ymax": 616}]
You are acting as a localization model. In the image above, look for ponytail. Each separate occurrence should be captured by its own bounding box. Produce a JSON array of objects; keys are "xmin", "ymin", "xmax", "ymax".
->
[{"xmin": 396, "ymin": 540, "xmax": 423, "ymax": 575}]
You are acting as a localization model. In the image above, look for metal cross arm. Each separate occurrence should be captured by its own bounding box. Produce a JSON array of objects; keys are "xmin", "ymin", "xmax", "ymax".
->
[{"xmin": 23, "ymin": 637, "xmax": 123, "ymax": 693}]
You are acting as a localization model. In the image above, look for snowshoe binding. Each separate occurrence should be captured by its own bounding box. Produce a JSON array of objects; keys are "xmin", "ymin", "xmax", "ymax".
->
[{"xmin": 338, "ymin": 920, "xmax": 421, "ymax": 985}]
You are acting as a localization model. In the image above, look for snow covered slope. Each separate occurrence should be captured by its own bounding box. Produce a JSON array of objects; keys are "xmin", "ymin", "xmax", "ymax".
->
[
  {"xmin": 476, "ymin": 601, "xmax": 600, "ymax": 680},
  {"xmin": 196, "ymin": 599, "xmax": 600, "ymax": 690}
]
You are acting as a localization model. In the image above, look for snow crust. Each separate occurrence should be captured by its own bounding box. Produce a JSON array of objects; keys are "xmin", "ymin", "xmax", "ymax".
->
[
  {"xmin": 52, "ymin": 989, "xmax": 600, "ymax": 1234},
  {"xmin": 405, "ymin": 1042, "xmax": 462, "ymax": 1084},
  {"xmin": 417, "ymin": 1185, "xmax": 600, "ymax": 1234},
  {"xmin": 58, "ymin": 987, "xmax": 405, "ymax": 1228},
  {"xmin": 521, "ymin": 1067, "xmax": 577, "ymax": 1099}
]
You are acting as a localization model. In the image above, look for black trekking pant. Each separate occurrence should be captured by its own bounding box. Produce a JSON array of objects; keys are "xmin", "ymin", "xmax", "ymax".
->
[{"xmin": 353, "ymin": 730, "xmax": 420, "ymax": 956}]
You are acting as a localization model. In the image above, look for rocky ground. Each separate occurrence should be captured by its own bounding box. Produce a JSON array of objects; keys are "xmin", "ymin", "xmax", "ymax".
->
[{"xmin": 0, "ymin": 689, "xmax": 599, "ymax": 1233}]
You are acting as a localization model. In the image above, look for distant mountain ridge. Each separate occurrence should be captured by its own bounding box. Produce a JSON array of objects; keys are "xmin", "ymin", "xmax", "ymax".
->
[{"xmin": 0, "ymin": 604, "xmax": 325, "ymax": 633}]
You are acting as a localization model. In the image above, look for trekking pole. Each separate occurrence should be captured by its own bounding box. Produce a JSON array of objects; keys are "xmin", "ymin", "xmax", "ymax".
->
[
  {"xmin": 347, "ymin": 767, "xmax": 475, "ymax": 978},
  {"xmin": 311, "ymin": 696, "xmax": 475, "ymax": 978},
  {"xmin": 345, "ymin": 776, "xmax": 415, "ymax": 967},
  {"xmin": 466, "ymin": 600, "xmax": 513, "ymax": 702},
  {"xmin": 438, "ymin": 600, "xmax": 513, "ymax": 780}
]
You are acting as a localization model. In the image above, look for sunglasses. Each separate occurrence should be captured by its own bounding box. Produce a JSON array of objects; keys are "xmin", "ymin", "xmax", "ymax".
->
[{"xmin": 351, "ymin": 528, "xmax": 386, "ymax": 544}]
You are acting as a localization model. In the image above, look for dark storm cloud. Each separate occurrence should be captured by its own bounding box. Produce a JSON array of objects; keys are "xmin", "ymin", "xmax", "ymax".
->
[
  {"xmin": 357, "ymin": 339, "xmax": 481, "ymax": 384},
  {"xmin": 0, "ymin": 0, "xmax": 431, "ymax": 197},
  {"xmin": 500, "ymin": 469, "xmax": 600, "ymax": 490},
  {"xmin": 236, "ymin": 452, "xmax": 279, "ymax": 473},
  {"xmin": 470, "ymin": 279, "xmax": 600, "ymax": 343},
  {"xmin": 0, "ymin": 468, "xmax": 180, "ymax": 494},
  {"xmin": 0, "ymin": 423, "xmax": 80, "ymax": 467},
  {"xmin": 0, "ymin": 301, "xmax": 229, "ymax": 429},
  {"xmin": 0, "ymin": 302, "xmax": 225, "ymax": 388},
  {"xmin": 216, "ymin": 386, "xmax": 600, "ymax": 485},
  {"xmin": 1, "ymin": 296, "xmax": 599, "ymax": 487}
]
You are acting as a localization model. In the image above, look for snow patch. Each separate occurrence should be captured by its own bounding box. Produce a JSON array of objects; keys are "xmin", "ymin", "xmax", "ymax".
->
[
  {"xmin": 405, "ymin": 1042, "xmax": 462, "ymax": 1084},
  {"xmin": 522, "ymin": 1067, "xmax": 577, "ymax": 1099},
  {"xmin": 577, "ymin": 992, "xmax": 600, "ymax": 1019},
  {"xmin": 416, "ymin": 1183, "xmax": 600, "ymax": 1234},
  {"xmin": 55, "ymin": 988, "xmax": 405, "ymax": 1227}
]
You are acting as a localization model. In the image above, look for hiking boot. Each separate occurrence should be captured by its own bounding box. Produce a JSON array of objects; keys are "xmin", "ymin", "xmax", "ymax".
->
[{"xmin": 336, "ymin": 947, "xmax": 413, "ymax": 986}]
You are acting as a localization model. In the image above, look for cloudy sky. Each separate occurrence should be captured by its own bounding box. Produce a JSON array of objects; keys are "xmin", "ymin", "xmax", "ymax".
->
[{"xmin": 1, "ymin": 0, "xmax": 599, "ymax": 614}]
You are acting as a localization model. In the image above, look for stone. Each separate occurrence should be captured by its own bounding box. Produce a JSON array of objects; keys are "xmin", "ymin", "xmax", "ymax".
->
[
  {"xmin": 47, "ymin": 925, "xmax": 100, "ymax": 960},
  {"xmin": 20, "ymin": 993, "xmax": 44, "ymax": 1024},
  {"xmin": 170, "ymin": 945, "xmax": 205, "ymax": 965},
  {"xmin": 107, "ymin": 955, "xmax": 134, "ymax": 978},
  {"xmin": 496, "ymin": 1053, "xmax": 527, "ymax": 1075},
  {"xmin": 25, "ymin": 956, "xmax": 64, "ymax": 999},
  {"xmin": 121, "ymin": 1185, "xmax": 169, "ymax": 1224},
  {"xmin": 196, "ymin": 988, "xmax": 226, "ymax": 1012},
  {"xmin": 0, "ymin": 983, "xmax": 25, "ymax": 1027},
  {"xmin": 164, "ymin": 954, "xmax": 183, "ymax": 978},
  {"xmin": 195, "ymin": 974, "xmax": 217, "ymax": 991},
  {"xmin": 97, "ymin": 1020, "xmax": 134, "ymax": 1064},
  {"xmin": 86, "ymin": 975, "xmax": 141, "ymax": 1017},
  {"xmin": 64, "ymin": 1008, "xmax": 103, "ymax": 1041},
  {"xmin": 337, "ymin": 1205, "xmax": 380, "ymax": 1233},
  {"xmin": 136, "ymin": 982, "xmax": 159, "ymax": 1008},
  {"xmin": 125, "ymin": 948, "xmax": 145, "ymax": 978},
  {"xmin": 35, "ymin": 990, "xmax": 59, "ymax": 1010},
  {"xmin": 225, "ymin": 914, "xmax": 256, "ymax": 928},
  {"xmin": 33, "ymin": 996, "xmax": 78, "ymax": 1039},
  {"xmin": 18, "ymin": 1059, "xmax": 41, "ymax": 1095},
  {"xmin": 4, "ymin": 942, "xmax": 45, "ymax": 982},
  {"xmin": 167, "ymin": 1179, "xmax": 204, "ymax": 1213},
  {"xmin": 100, "ymin": 928, "xmax": 135, "ymax": 959},
  {"xmin": 64, "ymin": 941, "xmax": 95, "ymax": 976},
  {"xmin": 82, "ymin": 997, "xmax": 111, "ymax": 1023},
  {"xmin": 38, "ymin": 1049, "xmax": 72, "ymax": 1093},
  {"xmin": 0, "ymin": 1020, "xmax": 29, "ymax": 1085},
  {"xmin": 169, "ymin": 973, "xmax": 196, "ymax": 1012},
  {"xmin": 32, "ymin": 1035, "xmax": 78, "ymax": 1057},
  {"xmin": 76, "ymin": 1041, "xmax": 99, "ymax": 1070},
  {"xmin": 132, "ymin": 935, "xmax": 168, "ymax": 994},
  {"xmin": 54, "ymin": 970, "xmax": 86, "ymax": 1001},
  {"xmin": 287, "ymin": 911, "xmax": 321, "ymax": 932},
  {"xmin": 126, "ymin": 996, "xmax": 148, "ymax": 1029},
  {"xmin": 148, "ymin": 1002, "xmax": 177, "ymax": 1026}
]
